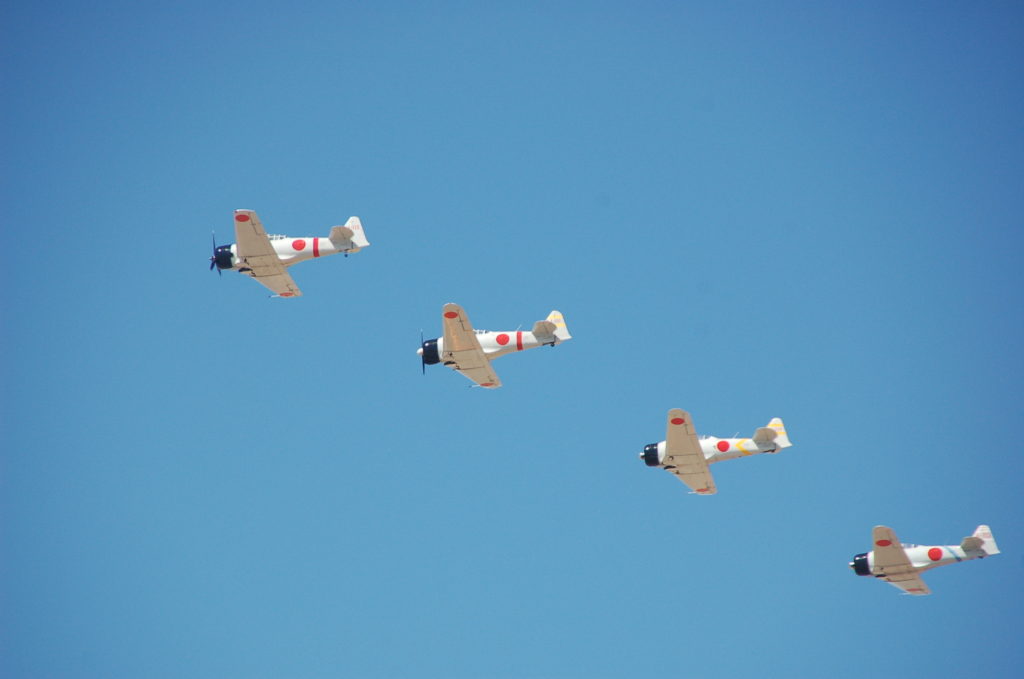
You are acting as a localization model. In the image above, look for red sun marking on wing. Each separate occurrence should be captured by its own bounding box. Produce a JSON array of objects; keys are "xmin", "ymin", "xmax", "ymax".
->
[
  {"xmin": 670, "ymin": 417, "xmax": 685, "ymax": 425},
  {"xmin": 235, "ymin": 214, "xmax": 250, "ymax": 222},
  {"xmin": 443, "ymin": 311, "xmax": 458, "ymax": 319},
  {"xmin": 875, "ymin": 539, "xmax": 892, "ymax": 547}
]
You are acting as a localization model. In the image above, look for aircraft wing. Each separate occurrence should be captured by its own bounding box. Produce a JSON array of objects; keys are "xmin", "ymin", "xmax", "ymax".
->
[
  {"xmin": 233, "ymin": 209, "xmax": 302, "ymax": 298},
  {"xmin": 884, "ymin": 575, "xmax": 932, "ymax": 596},
  {"xmin": 871, "ymin": 526, "xmax": 931, "ymax": 595},
  {"xmin": 440, "ymin": 303, "xmax": 501, "ymax": 388},
  {"xmin": 663, "ymin": 408, "xmax": 716, "ymax": 494}
]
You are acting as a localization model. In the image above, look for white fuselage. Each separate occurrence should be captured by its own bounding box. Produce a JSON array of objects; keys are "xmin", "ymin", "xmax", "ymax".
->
[
  {"xmin": 434, "ymin": 329, "xmax": 563, "ymax": 359},
  {"xmin": 653, "ymin": 435, "xmax": 780, "ymax": 465},
  {"xmin": 223, "ymin": 235, "xmax": 351, "ymax": 270},
  {"xmin": 866, "ymin": 544, "xmax": 986, "ymax": 575}
]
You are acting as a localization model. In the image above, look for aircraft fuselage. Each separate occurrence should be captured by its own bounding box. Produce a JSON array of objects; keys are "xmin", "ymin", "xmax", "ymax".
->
[{"xmin": 214, "ymin": 235, "xmax": 356, "ymax": 271}]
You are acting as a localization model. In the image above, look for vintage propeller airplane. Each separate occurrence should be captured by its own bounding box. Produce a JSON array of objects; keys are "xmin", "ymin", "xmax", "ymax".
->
[
  {"xmin": 849, "ymin": 524, "xmax": 999, "ymax": 595},
  {"xmin": 209, "ymin": 209, "xmax": 369, "ymax": 297},
  {"xmin": 640, "ymin": 409, "xmax": 792, "ymax": 494},
  {"xmin": 417, "ymin": 303, "xmax": 572, "ymax": 388}
]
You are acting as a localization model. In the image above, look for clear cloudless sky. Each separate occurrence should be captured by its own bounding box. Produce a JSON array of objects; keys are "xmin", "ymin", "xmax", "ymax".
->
[{"xmin": 3, "ymin": 2, "xmax": 1023, "ymax": 678}]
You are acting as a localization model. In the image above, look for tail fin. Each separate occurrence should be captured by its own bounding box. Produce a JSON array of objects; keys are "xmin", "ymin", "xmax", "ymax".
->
[
  {"xmin": 964, "ymin": 525, "xmax": 999, "ymax": 556},
  {"xmin": 546, "ymin": 310, "xmax": 571, "ymax": 341},
  {"xmin": 328, "ymin": 216, "xmax": 370, "ymax": 251},
  {"xmin": 758, "ymin": 417, "xmax": 791, "ymax": 449}
]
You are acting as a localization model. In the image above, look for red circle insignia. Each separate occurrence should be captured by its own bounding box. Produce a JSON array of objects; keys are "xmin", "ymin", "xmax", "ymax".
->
[
  {"xmin": 235, "ymin": 214, "xmax": 250, "ymax": 222},
  {"xmin": 670, "ymin": 417, "xmax": 685, "ymax": 425},
  {"xmin": 292, "ymin": 239, "xmax": 306, "ymax": 251},
  {"xmin": 716, "ymin": 440, "xmax": 730, "ymax": 452},
  {"xmin": 928, "ymin": 547, "xmax": 943, "ymax": 561}
]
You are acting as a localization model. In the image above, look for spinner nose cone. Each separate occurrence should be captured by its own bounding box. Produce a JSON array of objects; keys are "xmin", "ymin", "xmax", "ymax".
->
[
  {"xmin": 850, "ymin": 553, "xmax": 871, "ymax": 576},
  {"xmin": 416, "ymin": 347, "xmax": 423, "ymax": 356}
]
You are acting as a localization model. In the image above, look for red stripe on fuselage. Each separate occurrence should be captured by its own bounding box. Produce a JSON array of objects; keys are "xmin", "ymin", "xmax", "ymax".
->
[
  {"xmin": 516, "ymin": 331, "xmax": 523, "ymax": 351},
  {"xmin": 313, "ymin": 237, "xmax": 320, "ymax": 257}
]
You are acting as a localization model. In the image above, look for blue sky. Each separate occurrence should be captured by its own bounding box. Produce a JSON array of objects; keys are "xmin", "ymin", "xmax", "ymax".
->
[{"xmin": 3, "ymin": 2, "xmax": 1023, "ymax": 678}]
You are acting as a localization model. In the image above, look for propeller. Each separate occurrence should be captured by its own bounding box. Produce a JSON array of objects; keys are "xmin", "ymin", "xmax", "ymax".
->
[
  {"xmin": 420, "ymin": 330, "xmax": 426, "ymax": 375},
  {"xmin": 209, "ymin": 232, "xmax": 221, "ymax": 276}
]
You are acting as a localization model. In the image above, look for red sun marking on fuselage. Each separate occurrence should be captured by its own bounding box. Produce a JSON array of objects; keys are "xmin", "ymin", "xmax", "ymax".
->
[
  {"xmin": 716, "ymin": 440, "xmax": 730, "ymax": 452},
  {"xmin": 496, "ymin": 333, "xmax": 510, "ymax": 345},
  {"xmin": 928, "ymin": 547, "xmax": 943, "ymax": 561},
  {"xmin": 443, "ymin": 311, "xmax": 458, "ymax": 319},
  {"xmin": 875, "ymin": 539, "xmax": 892, "ymax": 547},
  {"xmin": 292, "ymin": 239, "xmax": 306, "ymax": 251},
  {"xmin": 236, "ymin": 214, "xmax": 250, "ymax": 222}
]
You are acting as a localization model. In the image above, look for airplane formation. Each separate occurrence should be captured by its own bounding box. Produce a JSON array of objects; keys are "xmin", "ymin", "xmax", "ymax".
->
[{"xmin": 207, "ymin": 208, "xmax": 1001, "ymax": 595}]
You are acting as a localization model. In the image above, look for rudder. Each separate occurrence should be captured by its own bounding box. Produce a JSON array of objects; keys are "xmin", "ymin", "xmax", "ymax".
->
[
  {"xmin": 329, "ymin": 216, "xmax": 370, "ymax": 251},
  {"xmin": 767, "ymin": 417, "xmax": 791, "ymax": 449},
  {"xmin": 546, "ymin": 310, "xmax": 571, "ymax": 341},
  {"xmin": 970, "ymin": 525, "xmax": 1000, "ymax": 555}
]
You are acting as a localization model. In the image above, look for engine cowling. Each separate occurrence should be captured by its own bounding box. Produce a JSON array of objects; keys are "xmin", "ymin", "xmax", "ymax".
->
[
  {"xmin": 849, "ymin": 552, "xmax": 871, "ymax": 576},
  {"xmin": 213, "ymin": 245, "xmax": 235, "ymax": 270},
  {"xmin": 641, "ymin": 442, "xmax": 663, "ymax": 467},
  {"xmin": 420, "ymin": 339, "xmax": 440, "ymax": 365}
]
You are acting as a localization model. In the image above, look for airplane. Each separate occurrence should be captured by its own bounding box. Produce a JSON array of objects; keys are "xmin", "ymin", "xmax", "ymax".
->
[
  {"xmin": 639, "ymin": 409, "xmax": 791, "ymax": 494},
  {"xmin": 417, "ymin": 303, "xmax": 572, "ymax": 388},
  {"xmin": 849, "ymin": 524, "xmax": 1000, "ymax": 595},
  {"xmin": 208, "ymin": 209, "xmax": 369, "ymax": 297}
]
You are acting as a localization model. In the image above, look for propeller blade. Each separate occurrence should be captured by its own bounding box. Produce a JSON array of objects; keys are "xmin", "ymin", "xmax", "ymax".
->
[
  {"xmin": 210, "ymin": 231, "xmax": 222, "ymax": 276},
  {"xmin": 420, "ymin": 330, "xmax": 426, "ymax": 375}
]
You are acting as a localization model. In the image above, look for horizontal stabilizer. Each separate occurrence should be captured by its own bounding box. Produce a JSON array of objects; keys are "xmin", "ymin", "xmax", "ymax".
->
[
  {"xmin": 329, "ymin": 216, "xmax": 370, "ymax": 251},
  {"xmin": 532, "ymin": 319, "xmax": 557, "ymax": 339},
  {"xmin": 752, "ymin": 427, "xmax": 778, "ymax": 444},
  {"xmin": 970, "ymin": 525, "xmax": 999, "ymax": 555},
  {"xmin": 960, "ymin": 536, "xmax": 983, "ymax": 552}
]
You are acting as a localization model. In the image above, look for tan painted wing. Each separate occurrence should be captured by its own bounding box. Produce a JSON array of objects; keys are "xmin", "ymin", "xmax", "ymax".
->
[
  {"xmin": 663, "ymin": 408, "xmax": 716, "ymax": 494},
  {"xmin": 440, "ymin": 303, "xmax": 501, "ymax": 388},
  {"xmin": 884, "ymin": 575, "xmax": 932, "ymax": 596},
  {"xmin": 871, "ymin": 526, "xmax": 931, "ymax": 595},
  {"xmin": 233, "ymin": 210, "xmax": 302, "ymax": 298}
]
